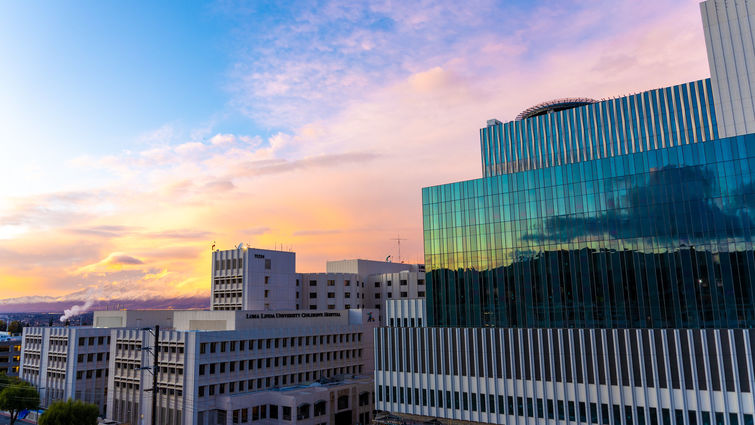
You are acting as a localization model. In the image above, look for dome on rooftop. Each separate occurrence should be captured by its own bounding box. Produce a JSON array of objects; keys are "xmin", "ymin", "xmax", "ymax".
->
[{"xmin": 516, "ymin": 97, "xmax": 597, "ymax": 121}]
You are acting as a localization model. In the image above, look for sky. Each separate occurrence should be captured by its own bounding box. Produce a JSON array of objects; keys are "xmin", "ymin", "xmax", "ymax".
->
[{"xmin": 0, "ymin": 0, "xmax": 710, "ymax": 311}]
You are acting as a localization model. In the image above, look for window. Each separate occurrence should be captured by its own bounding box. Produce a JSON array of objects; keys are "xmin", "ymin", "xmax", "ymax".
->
[
  {"xmin": 282, "ymin": 406, "xmax": 291, "ymax": 421},
  {"xmin": 264, "ymin": 290, "xmax": 270, "ymax": 298},
  {"xmin": 418, "ymin": 291, "xmax": 425, "ymax": 297},
  {"xmin": 338, "ymin": 395, "xmax": 349, "ymax": 410},
  {"xmin": 400, "ymin": 292, "xmax": 408, "ymax": 297},
  {"xmin": 387, "ymin": 280, "xmax": 392, "ymax": 286},
  {"xmin": 327, "ymin": 280, "xmax": 335, "ymax": 286},
  {"xmin": 374, "ymin": 282, "xmax": 380, "ymax": 288},
  {"xmin": 328, "ymin": 293, "xmax": 335, "ymax": 298},
  {"xmin": 310, "ymin": 400, "xmax": 326, "ymax": 417},
  {"xmin": 400, "ymin": 279, "xmax": 407, "ymax": 286},
  {"xmin": 310, "ymin": 280, "xmax": 317, "ymax": 286},
  {"xmin": 345, "ymin": 293, "xmax": 350, "ymax": 298},
  {"xmin": 297, "ymin": 404, "xmax": 310, "ymax": 420},
  {"xmin": 345, "ymin": 280, "xmax": 350, "ymax": 286},
  {"xmin": 264, "ymin": 259, "xmax": 271, "ymax": 270},
  {"xmin": 375, "ymin": 293, "xmax": 381, "ymax": 299},
  {"xmin": 264, "ymin": 276, "xmax": 270, "ymax": 284},
  {"xmin": 418, "ymin": 279, "xmax": 425, "ymax": 285},
  {"xmin": 309, "ymin": 293, "xmax": 317, "ymax": 298}
]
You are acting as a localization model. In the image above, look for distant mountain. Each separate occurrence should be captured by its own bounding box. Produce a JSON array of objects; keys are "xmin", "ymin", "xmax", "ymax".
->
[{"xmin": 0, "ymin": 296, "xmax": 209, "ymax": 313}]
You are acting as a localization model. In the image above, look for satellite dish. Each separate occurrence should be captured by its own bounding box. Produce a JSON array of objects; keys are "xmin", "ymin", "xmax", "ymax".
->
[{"xmin": 237, "ymin": 242, "xmax": 245, "ymax": 249}]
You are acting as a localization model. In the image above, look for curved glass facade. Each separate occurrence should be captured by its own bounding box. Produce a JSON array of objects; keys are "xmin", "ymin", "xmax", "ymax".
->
[
  {"xmin": 425, "ymin": 134, "xmax": 755, "ymax": 329},
  {"xmin": 480, "ymin": 79, "xmax": 718, "ymax": 177}
]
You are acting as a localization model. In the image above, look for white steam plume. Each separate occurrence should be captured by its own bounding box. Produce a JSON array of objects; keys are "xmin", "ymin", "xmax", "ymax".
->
[{"xmin": 60, "ymin": 298, "xmax": 95, "ymax": 322}]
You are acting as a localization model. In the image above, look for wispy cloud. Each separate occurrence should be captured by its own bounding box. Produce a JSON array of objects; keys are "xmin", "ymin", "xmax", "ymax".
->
[{"xmin": 0, "ymin": 0, "xmax": 710, "ymax": 309}]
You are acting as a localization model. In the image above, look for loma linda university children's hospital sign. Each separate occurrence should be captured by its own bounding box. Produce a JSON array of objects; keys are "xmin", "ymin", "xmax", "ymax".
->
[{"xmin": 245, "ymin": 312, "xmax": 343, "ymax": 320}]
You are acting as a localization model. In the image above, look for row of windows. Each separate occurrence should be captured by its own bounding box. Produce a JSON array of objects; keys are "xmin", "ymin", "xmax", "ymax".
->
[
  {"xmin": 389, "ymin": 318, "xmax": 424, "ymax": 327},
  {"xmin": 376, "ymin": 328, "xmax": 754, "ymax": 392},
  {"xmin": 198, "ymin": 349, "xmax": 362, "ymax": 375},
  {"xmin": 308, "ymin": 291, "xmax": 364, "ymax": 298},
  {"xmin": 115, "ymin": 382, "xmax": 180, "ymax": 396},
  {"xmin": 78, "ymin": 336, "xmax": 108, "ymax": 346},
  {"xmin": 306, "ymin": 303, "xmax": 372, "ymax": 310},
  {"xmin": 214, "ymin": 276, "xmax": 242, "ymax": 285},
  {"xmin": 198, "ymin": 333, "xmax": 362, "ymax": 354},
  {"xmin": 379, "ymin": 385, "xmax": 753, "ymax": 425},
  {"xmin": 75, "ymin": 368, "xmax": 108, "ymax": 380},
  {"xmin": 114, "ymin": 360, "xmax": 185, "ymax": 377},
  {"xmin": 197, "ymin": 364, "xmax": 363, "ymax": 397},
  {"xmin": 77, "ymin": 352, "xmax": 109, "ymax": 363},
  {"xmin": 207, "ymin": 404, "xmax": 284, "ymax": 424},
  {"xmin": 215, "ymin": 258, "xmax": 244, "ymax": 271},
  {"xmin": 45, "ymin": 337, "xmax": 69, "ymax": 350},
  {"xmin": 373, "ymin": 279, "xmax": 425, "ymax": 287}
]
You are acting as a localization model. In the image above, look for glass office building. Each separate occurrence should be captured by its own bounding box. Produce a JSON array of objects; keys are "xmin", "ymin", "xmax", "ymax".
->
[{"xmin": 375, "ymin": 1, "xmax": 755, "ymax": 424}]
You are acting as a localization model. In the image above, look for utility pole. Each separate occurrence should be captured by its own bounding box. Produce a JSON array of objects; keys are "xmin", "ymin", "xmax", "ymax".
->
[{"xmin": 152, "ymin": 325, "xmax": 159, "ymax": 425}]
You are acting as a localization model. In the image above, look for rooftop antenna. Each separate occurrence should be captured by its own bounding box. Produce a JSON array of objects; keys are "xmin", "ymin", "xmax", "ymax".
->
[{"xmin": 390, "ymin": 233, "xmax": 407, "ymax": 263}]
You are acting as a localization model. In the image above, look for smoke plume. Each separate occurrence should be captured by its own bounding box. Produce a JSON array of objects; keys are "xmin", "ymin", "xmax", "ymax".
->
[{"xmin": 59, "ymin": 298, "xmax": 95, "ymax": 322}]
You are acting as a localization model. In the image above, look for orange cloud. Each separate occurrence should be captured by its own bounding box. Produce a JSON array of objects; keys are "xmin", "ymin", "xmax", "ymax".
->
[{"xmin": 0, "ymin": 0, "xmax": 711, "ymax": 308}]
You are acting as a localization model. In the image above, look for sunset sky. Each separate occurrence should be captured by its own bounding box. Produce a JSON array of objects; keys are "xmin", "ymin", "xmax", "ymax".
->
[{"xmin": 0, "ymin": 0, "xmax": 710, "ymax": 310}]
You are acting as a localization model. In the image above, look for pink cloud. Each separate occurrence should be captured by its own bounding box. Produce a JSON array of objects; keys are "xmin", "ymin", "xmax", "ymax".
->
[{"xmin": 0, "ymin": 0, "xmax": 712, "ymax": 308}]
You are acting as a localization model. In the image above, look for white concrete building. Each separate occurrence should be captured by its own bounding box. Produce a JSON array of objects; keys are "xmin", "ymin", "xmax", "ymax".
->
[
  {"xmin": 100, "ymin": 308, "xmax": 378, "ymax": 425},
  {"xmin": 211, "ymin": 248, "xmax": 298, "ymax": 311},
  {"xmin": 211, "ymin": 247, "xmax": 426, "ymax": 323},
  {"xmin": 19, "ymin": 247, "xmax": 422, "ymax": 424},
  {"xmin": 20, "ymin": 326, "xmax": 112, "ymax": 414}
]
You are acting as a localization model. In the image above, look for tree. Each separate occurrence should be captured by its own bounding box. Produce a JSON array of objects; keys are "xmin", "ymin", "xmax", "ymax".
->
[
  {"xmin": 6, "ymin": 321, "xmax": 22, "ymax": 335},
  {"xmin": 0, "ymin": 375, "xmax": 39, "ymax": 425},
  {"xmin": 39, "ymin": 399, "xmax": 99, "ymax": 425},
  {"xmin": 0, "ymin": 320, "xmax": 6, "ymax": 332}
]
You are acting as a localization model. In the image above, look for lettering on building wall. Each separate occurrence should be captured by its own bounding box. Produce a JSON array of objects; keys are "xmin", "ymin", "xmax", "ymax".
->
[{"xmin": 245, "ymin": 312, "xmax": 342, "ymax": 319}]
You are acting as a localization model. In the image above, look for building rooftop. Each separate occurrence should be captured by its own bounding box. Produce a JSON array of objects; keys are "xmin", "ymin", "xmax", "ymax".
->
[{"xmin": 515, "ymin": 97, "xmax": 597, "ymax": 121}]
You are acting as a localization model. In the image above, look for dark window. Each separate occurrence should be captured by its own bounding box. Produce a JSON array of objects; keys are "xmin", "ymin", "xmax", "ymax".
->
[
  {"xmin": 720, "ymin": 331, "xmax": 735, "ymax": 391},
  {"xmin": 533, "ymin": 329, "xmax": 541, "ymax": 381},
  {"xmin": 734, "ymin": 330, "xmax": 750, "ymax": 392}
]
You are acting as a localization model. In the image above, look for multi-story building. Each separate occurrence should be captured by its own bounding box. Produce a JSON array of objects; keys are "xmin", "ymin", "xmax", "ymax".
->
[
  {"xmin": 211, "ymin": 248, "xmax": 298, "ymax": 311},
  {"xmin": 20, "ymin": 327, "xmax": 112, "ymax": 414},
  {"xmin": 20, "ymin": 246, "xmax": 391, "ymax": 425},
  {"xmin": 211, "ymin": 248, "xmax": 425, "ymax": 323},
  {"xmin": 101, "ymin": 308, "xmax": 378, "ymax": 425},
  {"xmin": 0, "ymin": 332, "xmax": 21, "ymax": 377},
  {"xmin": 21, "ymin": 307, "xmax": 379, "ymax": 425},
  {"xmin": 375, "ymin": 1, "xmax": 755, "ymax": 424}
]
